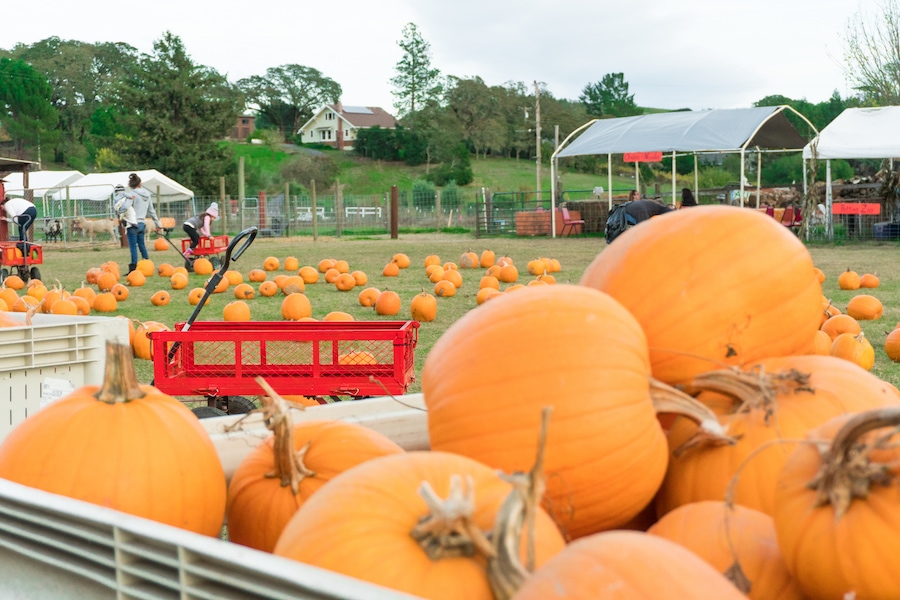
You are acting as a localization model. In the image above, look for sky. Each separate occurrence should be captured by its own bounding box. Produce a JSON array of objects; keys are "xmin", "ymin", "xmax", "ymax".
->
[{"xmin": 1, "ymin": 0, "xmax": 879, "ymax": 116}]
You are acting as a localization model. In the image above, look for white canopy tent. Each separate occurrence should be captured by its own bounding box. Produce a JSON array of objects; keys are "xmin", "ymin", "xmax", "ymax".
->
[
  {"xmin": 802, "ymin": 106, "xmax": 900, "ymax": 238},
  {"xmin": 47, "ymin": 169, "xmax": 194, "ymax": 204},
  {"xmin": 550, "ymin": 106, "xmax": 817, "ymax": 237},
  {"xmin": 2, "ymin": 171, "xmax": 85, "ymax": 204}
]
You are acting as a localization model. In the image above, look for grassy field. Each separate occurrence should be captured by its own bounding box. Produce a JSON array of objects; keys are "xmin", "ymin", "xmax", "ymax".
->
[{"xmin": 26, "ymin": 231, "xmax": 900, "ymax": 396}]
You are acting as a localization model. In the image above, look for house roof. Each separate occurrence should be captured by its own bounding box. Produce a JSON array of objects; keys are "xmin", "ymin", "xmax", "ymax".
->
[{"xmin": 297, "ymin": 104, "xmax": 397, "ymax": 133}]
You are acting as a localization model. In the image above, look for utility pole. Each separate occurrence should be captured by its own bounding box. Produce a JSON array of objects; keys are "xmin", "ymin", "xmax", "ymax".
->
[{"xmin": 535, "ymin": 81, "xmax": 541, "ymax": 202}]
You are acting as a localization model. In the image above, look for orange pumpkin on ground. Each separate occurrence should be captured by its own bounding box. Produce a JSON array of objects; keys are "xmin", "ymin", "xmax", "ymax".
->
[
  {"xmin": 136, "ymin": 259, "xmax": 154, "ymax": 277},
  {"xmin": 829, "ymin": 331, "xmax": 875, "ymax": 370},
  {"xmin": 391, "ymin": 253, "xmax": 410, "ymax": 269},
  {"xmin": 434, "ymin": 280, "xmax": 456, "ymax": 298},
  {"xmin": 859, "ymin": 272, "xmax": 880, "ymax": 288},
  {"xmin": 170, "ymin": 272, "xmax": 189, "ymax": 290},
  {"xmin": 153, "ymin": 237, "xmax": 168, "ymax": 251},
  {"xmin": 258, "ymin": 281, "xmax": 279, "ymax": 297},
  {"xmin": 188, "ymin": 288, "xmax": 210, "ymax": 306},
  {"xmin": 248, "ymin": 269, "xmax": 267, "ymax": 282},
  {"xmin": 298, "ymin": 266, "xmax": 319, "ymax": 284},
  {"xmin": 281, "ymin": 293, "xmax": 312, "ymax": 321},
  {"xmin": 133, "ymin": 321, "xmax": 171, "ymax": 360},
  {"xmin": 410, "ymin": 292, "xmax": 437, "ymax": 322},
  {"xmin": 837, "ymin": 268, "xmax": 861, "ymax": 290},
  {"xmin": 845, "ymin": 294, "xmax": 883, "ymax": 320},
  {"xmin": 323, "ymin": 311, "xmax": 354, "ymax": 322},
  {"xmin": 92, "ymin": 292, "xmax": 118, "ymax": 312},
  {"xmin": 192, "ymin": 258, "xmax": 213, "ymax": 276},
  {"xmin": 150, "ymin": 291, "xmax": 170, "ymax": 306},
  {"xmin": 374, "ymin": 290, "xmax": 401, "ymax": 315},
  {"xmin": 382, "ymin": 262, "xmax": 400, "ymax": 277},
  {"xmin": 110, "ymin": 283, "xmax": 129, "ymax": 301},
  {"xmin": 223, "ymin": 301, "xmax": 251, "ymax": 322},
  {"xmin": 233, "ymin": 283, "xmax": 255, "ymax": 300},
  {"xmin": 263, "ymin": 256, "xmax": 280, "ymax": 271},
  {"xmin": 358, "ymin": 287, "xmax": 380, "ymax": 307}
]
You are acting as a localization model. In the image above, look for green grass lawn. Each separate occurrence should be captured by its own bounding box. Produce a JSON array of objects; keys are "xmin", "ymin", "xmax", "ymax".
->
[{"xmin": 25, "ymin": 231, "xmax": 900, "ymax": 397}]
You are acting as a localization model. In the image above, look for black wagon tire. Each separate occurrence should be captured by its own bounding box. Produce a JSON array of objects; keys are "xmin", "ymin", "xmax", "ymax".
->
[
  {"xmin": 30, "ymin": 267, "xmax": 41, "ymax": 282},
  {"xmin": 192, "ymin": 406, "xmax": 228, "ymax": 419},
  {"xmin": 219, "ymin": 396, "xmax": 257, "ymax": 415}
]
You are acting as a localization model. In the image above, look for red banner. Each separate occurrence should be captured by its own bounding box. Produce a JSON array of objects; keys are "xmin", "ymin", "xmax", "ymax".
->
[
  {"xmin": 832, "ymin": 203, "xmax": 880, "ymax": 215},
  {"xmin": 623, "ymin": 152, "xmax": 662, "ymax": 163}
]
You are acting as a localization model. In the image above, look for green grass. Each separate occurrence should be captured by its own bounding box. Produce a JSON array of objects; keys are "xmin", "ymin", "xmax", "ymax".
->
[{"xmin": 28, "ymin": 233, "xmax": 900, "ymax": 398}]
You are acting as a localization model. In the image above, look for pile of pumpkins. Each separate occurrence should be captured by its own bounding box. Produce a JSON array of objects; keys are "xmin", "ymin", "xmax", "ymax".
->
[{"xmin": 6, "ymin": 206, "xmax": 900, "ymax": 599}]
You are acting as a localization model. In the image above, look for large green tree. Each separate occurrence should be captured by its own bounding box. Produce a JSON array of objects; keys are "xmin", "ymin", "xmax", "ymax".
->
[
  {"xmin": 0, "ymin": 57, "xmax": 58, "ymax": 158},
  {"xmin": 444, "ymin": 76, "xmax": 505, "ymax": 159},
  {"xmin": 579, "ymin": 73, "xmax": 641, "ymax": 118},
  {"xmin": 842, "ymin": 0, "xmax": 900, "ymax": 105},
  {"xmin": 390, "ymin": 23, "xmax": 443, "ymax": 117},
  {"xmin": 237, "ymin": 65, "xmax": 342, "ymax": 138},
  {"xmin": 117, "ymin": 32, "xmax": 243, "ymax": 195}
]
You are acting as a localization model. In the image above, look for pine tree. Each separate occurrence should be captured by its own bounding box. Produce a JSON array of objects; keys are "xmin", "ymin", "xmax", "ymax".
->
[{"xmin": 390, "ymin": 23, "xmax": 443, "ymax": 118}]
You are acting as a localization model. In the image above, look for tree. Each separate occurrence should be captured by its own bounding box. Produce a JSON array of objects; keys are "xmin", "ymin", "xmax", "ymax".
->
[
  {"xmin": 579, "ymin": 73, "xmax": 641, "ymax": 118},
  {"xmin": 445, "ymin": 76, "xmax": 506, "ymax": 158},
  {"xmin": 842, "ymin": 0, "xmax": 900, "ymax": 105},
  {"xmin": 117, "ymin": 32, "xmax": 243, "ymax": 196},
  {"xmin": 237, "ymin": 65, "xmax": 342, "ymax": 138},
  {"xmin": 390, "ymin": 23, "xmax": 443, "ymax": 117},
  {"xmin": 0, "ymin": 58, "xmax": 58, "ymax": 158}
]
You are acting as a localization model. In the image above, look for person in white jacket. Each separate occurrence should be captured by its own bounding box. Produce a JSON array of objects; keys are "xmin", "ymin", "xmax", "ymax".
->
[{"xmin": 119, "ymin": 173, "xmax": 162, "ymax": 273}]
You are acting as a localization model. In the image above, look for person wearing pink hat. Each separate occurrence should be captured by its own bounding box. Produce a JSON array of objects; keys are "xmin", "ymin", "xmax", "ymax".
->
[{"xmin": 182, "ymin": 202, "xmax": 219, "ymax": 258}]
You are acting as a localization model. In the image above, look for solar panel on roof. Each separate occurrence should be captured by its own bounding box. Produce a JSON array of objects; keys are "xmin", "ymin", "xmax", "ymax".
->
[{"xmin": 342, "ymin": 106, "xmax": 373, "ymax": 114}]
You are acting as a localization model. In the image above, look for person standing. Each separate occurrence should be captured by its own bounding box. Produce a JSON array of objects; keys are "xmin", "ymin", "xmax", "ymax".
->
[
  {"xmin": 0, "ymin": 192, "xmax": 37, "ymax": 244},
  {"xmin": 119, "ymin": 173, "xmax": 162, "ymax": 274},
  {"xmin": 681, "ymin": 188, "xmax": 698, "ymax": 207},
  {"xmin": 182, "ymin": 202, "xmax": 219, "ymax": 258}
]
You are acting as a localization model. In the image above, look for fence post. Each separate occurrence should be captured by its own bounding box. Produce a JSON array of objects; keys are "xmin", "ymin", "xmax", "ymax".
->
[
  {"xmin": 390, "ymin": 185, "xmax": 399, "ymax": 239},
  {"xmin": 335, "ymin": 178, "xmax": 343, "ymax": 238},
  {"xmin": 435, "ymin": 189, "xmax": 442, "ymax": 232},
  {"xmin": 284, "ymin": 182, "xmax": 291, "ymax": 238},
  {"xmin": 311, "ymin": 180, "xmax": 318, "ymax": 242},
  {"xmin": 219, "ymin": 177, "xmax": 226, "ymax": 235}
]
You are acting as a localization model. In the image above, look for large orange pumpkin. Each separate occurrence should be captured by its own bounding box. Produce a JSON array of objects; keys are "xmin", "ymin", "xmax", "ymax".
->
[
  {"xmin": 223, "ymin": 300, "xmax": 251, "ymax": 321},
  {"xmin": 281, "ymin": 293, "xmax": 312, "ymax": 321},
  {"xmin": 357, "ymin": 287, "xmax": 380, "ymax": 307},
  {"xmin": 845, "ymin": 294, "xmax": 883, "ymax": 320},
  {"xmin": 410, "ymin": 291, "xmax": 437, "ymax": 322},
  {"xmin": 133, "ymin": 320, "xmax": 170, "ymax": 360},
  {"xmin": 579, "ymin": 205, "xmax": 822, "ymax": 386},
  {"xmin": 0, "ymin": 343, "xmax": 226, "ymax": 537},
  {"xmin": 374, "ymin": 290, "xmax": 401, "ymax": 315},
  {"xmin": 92, "ymin": 291, "xmax": 118, "ymax": 312},
  {"xmin": 274, "ymin": 451, "xmax": 565, "ymax": 599},
  {"xmin": 423, "ymin": 284, "xmax": 667, "ymax": 539},
  {"xmin": 837, "ymin": 268, "xmax": 860, "ymax": 290}
]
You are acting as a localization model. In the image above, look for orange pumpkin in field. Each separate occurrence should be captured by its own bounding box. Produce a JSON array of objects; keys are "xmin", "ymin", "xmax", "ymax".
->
[
  {"xmin": 281, "ymin": 293, "xmax": 312, "ymax": 321},
  {"xmin": 248, "ymin": 269, "xmax": 267, "ymax": 283},
  {"xmin": 150, "ymin": 291, "xmax": 171, "ymax": 306},
  {"xmin": 233, "ymin": 283, "xmax": 255, "ymax": 300},
  {"xmin": 125, "ymin": 270, "xmax": 146, "ymax": 287},
  {"xmin": 317, "ymin": 258, "xmax": 336, "ymax": 273},
  {"xmin": 111, "ymin": 283, "xmax": 129, "ymax": 301},
  {"xmin": 358, "ymin": 287, "xmax": 380, "ymax": 307},
  {"xmin": 223, "ymin": 301, "xmax": 251, "ymax": 322},
  {"xmin": 410, "ymin": 292, "xmax": 437, "ymax": 322},
  {"xmin": 374, "ymin": 290, "xmax": 401, "ymax": 315},
  {"xmin": 334, "ymin": 273, "xmax": 356, "ymax": 292},
  {"xmin": 323, "ymin": 311, "xmax": 354, "ymax": 322},
  {"xmin": 192, "ymin": 258, "xmax": 213, "ymax": 276},
  {"xmin": 391, "ymin": 253, "xmax": 410, "ymax": 269},
  {"xmin": 283, "ymin": 256, "xmax": 300, "ymax": 272},
  {"xmin": 170, "ymin": 272, "xmax": 189, "ymax": 290},
  {"xmin": 263, "ymin": 256, "xmax": 280, "ymax": 271},
  {"xmin": 188, "ymin": 288, "xmax": 210, "ymax": 306},
  {"xmin": 157, "ymin": 263, "xmax": 175, "ymax": 278},
  {"xmin": 259, "ymin": 281, "xmax": 279, "ymax": 297},
  {"xmin": 92, "ymin": 292, "xmax": 118, "ymax": 312},
  {"xmin": 69, "ymin": 295, "xmax": 92, "ymax": 315},
  {"xmin": 97, "ymin": 271, "xmax": 117, "ymax": 292},
  {"xmin": 153, "ymin": 237, "xmax": 169, "ymax": 251},
  {"xmin": 133, "ymin": 321, "xmax": 170, "ymax": 360},
  {"xmin": 136, "ymin": 259, "xmax": 154, "ymax": 277},
  {"xmin": 299, "ymin": 266, "xmax": 319, "ymax": 284},
  {"xmin": 382, "ymin": 262, "xmax": 400, "ymax": 277}
]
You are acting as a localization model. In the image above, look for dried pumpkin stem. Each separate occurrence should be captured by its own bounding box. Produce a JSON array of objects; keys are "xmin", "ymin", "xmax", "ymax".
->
[
  {"xmin": 807, "ymin": 407, "xmax": 900, "ymax": 518},
  {"xmin": 255, "ymin": 376, "xmax": 315, "ymax": 494},
  {"xmin": 95, "ymin": 341, "xmax": 147, "ymax": 404},
  {"xmin": 688, "ymin": 366, "xmax": 811, "ymax": 424},
  {"xmin": 411, "ymin": 474, "xmax": 495, "ymax": 560},
  {"xmin": 649, "ymin": 377, "xmax": 736, "ymax": 457}
]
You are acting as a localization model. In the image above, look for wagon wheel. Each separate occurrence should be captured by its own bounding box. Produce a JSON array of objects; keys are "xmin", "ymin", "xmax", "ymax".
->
[
  {"xmin": 210, "ymin": 256, "xmax": 221, "ymax": 270},
  {"xmin": 217, "ymin": 395, "xmax": 257, "ymax": 415},
  {"xmin": 191, "ymin": 406, "xmax": 228, "ymax": 419},
  {"xmin": 184, "ymin": 258, "xmax": 194, "ymax": 273},
  {"xmin": 0, "ymin": 268, "xmax": 7, "ymax": 283},
  {"xmin": 29, "ymin": 267, "xmax": 41, "ymax": 282},
  {"xmin": 18, "ymin": 266, "xmax": 30, "ymax": 283}
]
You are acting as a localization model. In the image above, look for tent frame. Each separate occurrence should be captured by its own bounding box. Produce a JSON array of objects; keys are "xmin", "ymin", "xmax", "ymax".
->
[{"xmin": 549, "ymin": 106, "xmax": 818, "ymax": 237}]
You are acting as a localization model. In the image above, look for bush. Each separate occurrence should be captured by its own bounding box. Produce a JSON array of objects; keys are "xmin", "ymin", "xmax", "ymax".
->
[{"xmin": 412, "ymin": 180, "xmax": 437, "ymax": 209}]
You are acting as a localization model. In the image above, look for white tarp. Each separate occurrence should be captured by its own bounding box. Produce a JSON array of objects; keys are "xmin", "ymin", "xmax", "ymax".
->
[
  {"xmin": 2, "ymin": 171, "xmax": 85, "ymax": 198},
  {"xmin": 802, "ymin": 106, "xmax": 900, "ymax": 160},
  {"xmin": 47, "ymin": 169, "xmax": 194, "ymax": 204}
]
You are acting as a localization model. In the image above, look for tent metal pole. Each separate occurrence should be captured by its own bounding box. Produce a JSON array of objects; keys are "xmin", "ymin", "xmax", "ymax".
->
[
  {"xmin": 608, "ymin": 154, "xmax": 612, "ymax": 208},
  {"xmin": 671, "ymin": 151, "xmax": 677, "ymax": 207},
  {"xmin": 739, "ymin": 149, "xmax": 746, "ymax": 208},
  {"xmin": 826, "ymin": 160, "xmax": 833, "ymax": 240},
  {"xmin": 694, "ymin": 154, "xmax": 699, "ymax": 204},
  {"xmin": 756, "ymin": 151, "xmax": 761, "ymax": 209},
  {"xmin": 550, "ymin": 156, "xmax": 557, "ymax": 239}
]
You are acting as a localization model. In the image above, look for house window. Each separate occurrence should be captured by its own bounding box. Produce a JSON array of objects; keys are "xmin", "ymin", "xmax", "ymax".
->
[
  {"xmin": 325, "ymin": 112, "xmax": 334, "ymax": 121},
  {"xmin": 319, "ymin": 130, "xmax": 332, "ymax": 141},
  {"xmin": 344, "ymin": 129, "xmax": 349, "ymax": 136}
]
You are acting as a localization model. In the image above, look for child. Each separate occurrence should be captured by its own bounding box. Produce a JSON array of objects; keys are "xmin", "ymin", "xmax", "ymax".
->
[{"xmin": 182, "ymin": 202, "xmax": 219, "ymax": 258}]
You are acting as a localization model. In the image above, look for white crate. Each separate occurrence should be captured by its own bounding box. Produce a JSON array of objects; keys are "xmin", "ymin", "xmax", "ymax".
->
[
  {"xmin": 0, "ymin": 394, "xmax": 428, "ymax": 599},
  {"xmin": 0, "ymin": 313, "xmax": 130, "ymax": 442}
]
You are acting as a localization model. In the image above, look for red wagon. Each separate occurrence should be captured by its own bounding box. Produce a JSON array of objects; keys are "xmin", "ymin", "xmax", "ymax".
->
[
  {"xmin": 180, "ymin": 234, "xmax": 229, "ymax": 269},
  {"xmin": 0, "ymin": 241, "xmax": 42, "ymax": 283},
  {"xmin": 149, "ymin": 320, "xmax": 419, "ymax": 417}
]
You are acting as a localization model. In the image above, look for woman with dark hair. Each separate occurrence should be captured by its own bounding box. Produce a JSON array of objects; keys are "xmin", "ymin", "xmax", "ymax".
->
[
  {"xmin": 119, "ymin": 173, "xmax": 162, "ymax": 273},
  {"xmin": 681, "ymin": 188, "xmax": 698, "ymax": 207}
]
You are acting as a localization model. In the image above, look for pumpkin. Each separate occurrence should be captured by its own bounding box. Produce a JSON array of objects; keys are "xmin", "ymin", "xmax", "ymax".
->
[
  {"xmin": 358, "ymin": 287, "xmax": 380, "ymax": 307},
  {"xmin": 40, "ymin": 288, "xmax": 64, "ymax": 313},
  {"xmin": 110, "ymin": 283, "xmax": 129, "ymax": 301},
  {"xmin": 281, "ymin": 293, "xmax": 312, "ymax": 321},
  {"xmin": 382, "ymin": 262, "xmax": 400, "ymax": 277},
  {"xmin": 485, "ymin": 265, "xmax": 502, "ymax": 279},
  {"xmin": 338, "ymin": 350, "xmax": 376, "ymax": 364},
  {"xmin": 170, "ymin": 272, "xmax": 189, "ymax": 290},
  {"xmin": 333, "ymin": 259, "xmax": 350, "ymax": 274},
  {"xmin": 527, "ymin": 278, "xmax": 548, "ymax": 287},
  {"xmin": 829, "ymin": 331, "xmax": 875, "ymax": 370},
  {"xmin": 537, "ymin": 273, "xmax": 556, "ymax": 285},
  {"xmin": 441, "ymin": 268, "xmax": 463, "ymax": 289},
  {"xmin": 442, "ymin": 261, "xmax": 458, "ymax": 272},
  {"xmin": 374, "ymin": 290, "xmax": 401, "ymax": 316},
  {"xmin": 837, "ymin": 267, "xmax": 860, "ymax": 290},
  {"xmin": 459, "ymin": 250, "xmax": 479, "ymax": 269},
  {"xmin": 187, "ymin": 287, "xmax": 210, "ymax": 306},
  {"xmin": 224, "ymin": 270, "xmax": 243, "ymax": 286},
  {"xmin": 391, "ymin": 253, "xmax": 410, "ymax": 269},
  {"xmin": 248, "ymin": 269, "xmax": 267, "ymax": 282},
  {"xmin": 263, "ymin": 256, "xmax": 280, "ymax": 271},
  {"xmin": 526, "ymin": 259, "xmax": 547, "ymax": 276},
  {"xmin": 274, "ymin": 451, "xmax": 566, "ymax": 600},
  {"xmin": 479, "ymin": 249, "xmax": 495, "ymax": 268},
  {"xmin": 648, "ymin": 501, "xmax": 804, "ymax": 600},
  {"xmin": 773, "ymin": 409, "xmax": 900, "ymax": 599},
  {"xmin": 820, "ymin": 313, "xmax": 860, "ymax": 340},
  {"xmin": 258, "ymin": 281, "xmax": 279, "ymax": 297},
  {"xmin": 3, "ymin": 275, "xmax": 24, "ymax": 291},
  {"xmin": 69, "ymin": 295, "xmax": 92, "ymax": 315},
  {"xmin": 125, "ymin": 269, "xmax": 146, "ymax": 287},
  {"xmin": 0, "ymin": 342, "xmax": 226, "ymax": 537},
  {"xmin": 26, "ymin": 283, "xmax": 47, "ymax": 302},
  {"xmin": 96, "ymin": 271, "xmax": 117, "ymax": 292},
  {"xmin": 277, "ymin": 276, "xmax": 303, "ymax": 294},
  {"xmin": 0, "ymin": 287, "xmax": 18, "ymax": 309},
  {"xmin": 85, "ymin": 267, "xmax": 102, "ymax": 285},
  {"xmin": 497, "ymin": 263, "xmax": 518, "ymax": 283},
  {"xmin": 226, "ymin": 383, "xmax": 404, "ymax": 552},
  {"xmin": 427, "ymin": 266, "xmax": 445, "ymax": 283},
  {"xmin": 133, "ymin": 321, "xmax": 170, "ymax": 360},
  {"xmin": 273, "ymin": 274, "xmax": 289, "ymax": 289},
  {"xmin": 859, "ymin": 272, "xmax": 880, "ymax": 288},
  {"xmin": 579, "ymin": 205, "xmax": 823, "ymax": 386},
  {"xmin": 334, "ymin": 273, "xmax": 356, "ymax": 292},
  {"xmin": 423, "ymin": 254, "xmax": 441, "ymax": 268},
  {"xmin": 50, "ymin": 298, "xmax": 78, "ymax": 315},
  {"xmin": 150, "ymin": 290, "xmax": 171, "ymax": 306},
  {"xmin": 136, "ymin": 259, "xmax": 154, "ymax": 277},
  {"xmin": 504, "ymin": 284, "xmax": 526, "ymax": 293},
  {"xmin": 323, "ymin": 268, "xmax": 341, "ymax": 283},
  {"xmin": 173, "ymin": 266, "xmax": 189, "ymax": 277},
  {"xmin": 157, "ymin": 263, "xmax": 175, "ymax": 278},
  {"xmin": 102, "ymin": 261, "xmax": 120, "ymax": 279},
  {"xmin": 223, "ymin": 300, "xmax": 251, "ymax": 322},
  {"xmin": 298, "ymin": 266, "xmax": 319, "ymax": 284},
  {"xmin": 845, "ymin": 294, "xmax": 883, "ymax": 320},
  {"xmin": 812, "ymin": 329, "xmax": 832, "ymax": 355},
  {"xmin": 514, "ymin": 531, "xmax": 746, "ymax": 600},
  {"xmin": 410, "ymin": 291, "xmax": 437, "ymax": 322},
  {"xmin": 92, "ymin": 292, "xmax": 118, "ymax": 312},
  {"xmin": 283, "ymin": 256, "xmax": 300, "ymax": 271},
  {"xmin": 479, "ymin": 275, "xmax": 500, "ymax": 291},
  {"xmin": 323, "ymin": 311, "xmax": 354, "ymax": 322},
  {"xmin": 317, "ymin": 258, "xmax": 335, "ymax": 273},
  {"xmin": 813, "ymin": 266, "xmax": 826, "ymax": 283},
  {"xmin": 475, "ymin": 287, "xmax": 501, "ymax": 305},
  {"xmin": 885, "ymin": 328, "xmax": 900, "ymax": 362},
  {"xmin": 205, "ymin": 275, "xmax": 229, "ymax": 294},
  {"xmin": 656, "ymin": 355, "xmax": 899, "ymax": 518},
  {"xmin": 192, "ymin": 258, "xmax": 213, "ymax": 276},
  {"xmin": 350, "ymin": 270, "xmax": 368, "ymax": 286},
  {"xmin": 434, "ymin": 280, "xmax": 456, "ymax": 298},
  {"xmin": 423, "ymin": 284, "xmax": 668, "ymax": 539},
  {"xmin": 233, "ymin": 283, "xmax": 255, "ymax": 300},
  {"xmin": 153, "ymin": 237, "xmax": 168, "ymax": 251}
]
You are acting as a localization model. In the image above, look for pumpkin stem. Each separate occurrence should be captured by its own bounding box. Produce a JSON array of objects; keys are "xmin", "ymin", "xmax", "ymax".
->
[
  {"xmin": 411, "ymin": 475, "xmax": 495, "ymax": 560},
  {"xmin": 255, "ymin": 377, "xmax": 314, "ymax": 494},
  {"xmin": 94, "ymin": 341, "xmax": 147, "ymax": 404},
  {"xmin": 687, "ymin": 365, "xmax": 811, "ymax": 425},
  {"xmin": 649, "ymin": 377, "xmax": 737, "ymax": 457},
  {"xmin": 487, "ymin": 406, "xmax": 553, "ymax": 600},
  {"xmin": 806, "ymin": 407, "xmax": 900, "ymax": 519}
]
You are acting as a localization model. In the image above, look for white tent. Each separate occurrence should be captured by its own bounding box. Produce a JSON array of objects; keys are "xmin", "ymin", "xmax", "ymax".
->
[
  {"xmin": 2, "ymin": 171, "xmax": 86, "ymax": 202},
  {"xmin": 48, "ymin": 169, "xmax": 194, "ymax": 204},
  {"xmin": 802, "ymin": 106, "xmax": 900, "ymax": 238}
]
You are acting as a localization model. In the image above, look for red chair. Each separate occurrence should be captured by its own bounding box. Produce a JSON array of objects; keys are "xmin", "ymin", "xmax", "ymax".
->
[
  {"xmin": 780, "ymin": 206, "xmax": 801, "ymax": 231},
  {"xmin": 561, "ymin": 207, "xmax": 585, "ymax": 237}
]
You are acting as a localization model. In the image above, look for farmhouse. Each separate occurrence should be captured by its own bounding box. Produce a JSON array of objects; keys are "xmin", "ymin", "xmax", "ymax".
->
[{"xmin": 297, "ymin": 102, "xmax": 397, "ymax": 151}]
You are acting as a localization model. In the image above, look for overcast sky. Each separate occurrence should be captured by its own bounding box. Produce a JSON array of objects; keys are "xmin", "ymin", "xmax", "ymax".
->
[{"xmin": 2, "ymin": 0, "xmax": 878, "ymax": 115}]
